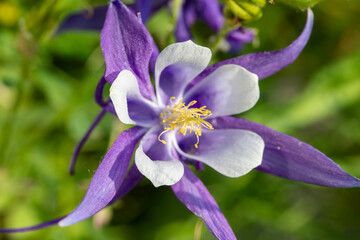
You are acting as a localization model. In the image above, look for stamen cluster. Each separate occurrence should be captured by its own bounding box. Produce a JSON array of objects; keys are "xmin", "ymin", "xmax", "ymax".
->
[{"xmin": 158, "ymin": 97, "xmax": 214, "ymax": 148}]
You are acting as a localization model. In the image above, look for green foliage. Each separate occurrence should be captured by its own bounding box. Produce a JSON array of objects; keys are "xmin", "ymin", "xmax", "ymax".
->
[{"xmin": 246, "ymin": 52, "xmax": 360, "ymax": 133}]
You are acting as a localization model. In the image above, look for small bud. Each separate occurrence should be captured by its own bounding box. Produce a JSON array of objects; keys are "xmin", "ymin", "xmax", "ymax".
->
[{"xmin": 224, "ymin": 0, "xmax": 266, "ymax": 22}]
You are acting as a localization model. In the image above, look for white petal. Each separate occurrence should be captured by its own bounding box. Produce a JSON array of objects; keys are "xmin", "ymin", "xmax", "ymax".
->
[
  {"xmin": 135, "ymin": 145, "xmax": 184, "ymax": 187},
  {"xmin": 109, "ymin": 70, "xmax": 159, "ymax": 127},
  {"xmin": 154, "ymin": 40, "xmax": 212, "ymax": 105},
  {"xmin": 184, "ymin": 64, "xmax": 259, "ymax": 118},
  {"xmin": 175, "ymin": 129, "xmax": 264, "ymax": 177}
]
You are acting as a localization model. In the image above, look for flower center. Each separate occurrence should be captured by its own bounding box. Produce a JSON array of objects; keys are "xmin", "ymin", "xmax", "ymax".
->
[{"xmin": 158, "ymin": 97, "xmax": 214, "ymax": 148}]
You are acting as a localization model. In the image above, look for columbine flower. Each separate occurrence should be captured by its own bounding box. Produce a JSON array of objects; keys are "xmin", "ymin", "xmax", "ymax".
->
[
  {"xmin": 105, "ymin": 38, "xmax": 265, "ymax": 188},
  {"xmin": 2, "ymin": 1, "xmax": 360, "ymax": 239}
]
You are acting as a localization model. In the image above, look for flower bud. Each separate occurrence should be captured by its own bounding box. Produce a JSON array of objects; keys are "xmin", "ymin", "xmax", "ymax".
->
[{"xmin": 224, "ymin": 0, "xmax": 266, "ymax": 22}]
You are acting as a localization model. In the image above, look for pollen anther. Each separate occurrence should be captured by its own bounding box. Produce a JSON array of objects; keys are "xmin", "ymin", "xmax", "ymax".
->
[{"xmin": 158, "ymin": 97, "xmax": 214, "ymax": 148}]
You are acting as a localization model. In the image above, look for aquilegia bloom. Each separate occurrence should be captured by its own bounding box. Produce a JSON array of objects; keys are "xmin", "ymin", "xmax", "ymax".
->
[
  {"xmin": 2, "ymin": 1, "xmax": 360, "ymax": 239},
  {"xmin": 108, "ymin": 39, "xmax": 264, "ymax": 186}
]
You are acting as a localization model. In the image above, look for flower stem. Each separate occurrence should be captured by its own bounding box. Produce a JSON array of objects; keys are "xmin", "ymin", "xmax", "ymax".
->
[
  {"xmin": 171, "ymin": 0, "xmax": 183, "ymax": 24},
  {"xmin": 69, "ymin": 108, "xmax": 107, "ymax": 175},
  {"xmin": 209, "ymin": 22, "xmax": 241, "ymax": 54},
  {"xmin": 165, "ymin": 0, "xmax": 183, "ymax": 45},
  {"xmin": 194, "ymin": 219, "xmax": 204, "ymax": 240},
  {"xmin": 0, "ymin": 57, "xmax": 29, "ymax": 162}
]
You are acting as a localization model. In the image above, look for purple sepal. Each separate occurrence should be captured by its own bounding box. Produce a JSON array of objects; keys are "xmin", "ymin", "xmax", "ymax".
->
[
  {"xmin": 56, "ymin": 5, "xmax": 108, "ymax": 35},
  {"xmin": 193, "ymin": 8, "xmax": 313, "ymax": 85},
  {"xmin": 210, "ymin": 116, "xmax": 360, "ymax": 188},
  {"xmin": 0, "ymin": 217, "xmax": 64, "ymax": 233},
  {"xmin": 172, "ymin": 165, "xmax": 237, "ymax": 240},
  {"xmin": 109, "ymin": 163, "xmax": 143, "ymax": 205},
  {"xmin": 193, "ymin": 0, "xmax": 224, "ymax": 32},
  {"xmin": 101, "ymin": 0, "xmax": 155, "ymax": 100},
  {"xmin": 226, "ymin": 28, "xmax": 255, "ymax": 54},
  {"xmin": 69, "ymin": 108, "xmax": 107, "ymax": 175},
  {"xmin": 59, "ymin": 127, "xmax": 146, "ymax": 227}
]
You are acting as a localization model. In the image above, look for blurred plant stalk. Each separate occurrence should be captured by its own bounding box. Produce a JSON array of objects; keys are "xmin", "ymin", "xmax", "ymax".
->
[
  {"xmin": 0, "ymin": 0, "xmax": 62, "ymax": 160},
  {"xmin": 165, "ymin": 0, "xmax": 183, "ymax": 44}
]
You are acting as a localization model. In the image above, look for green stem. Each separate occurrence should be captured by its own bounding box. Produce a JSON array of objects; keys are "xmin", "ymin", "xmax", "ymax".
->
[
  {"xmin": 165, "ymin": 0, "xmax": 183, "ymax": 46},
  {"xmin": 210, "ymin": 22, "xmax": 241, "ymax": 54},
  {"xmin": 172, "ymin": 0, "xmax": 183, "ymax": 23},
  {"xmin": 193, "ymin": 219, "xmax": 204, "ymax": 240},
  {"xmin": 0, "ymin": 57, "xmax": 29, "ymax": 162}
]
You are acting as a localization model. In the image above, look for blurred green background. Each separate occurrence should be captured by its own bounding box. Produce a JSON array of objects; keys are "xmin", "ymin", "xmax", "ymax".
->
[{"xmin": 0, "ymin": 0, "xmax": 360, "ymax": 239}]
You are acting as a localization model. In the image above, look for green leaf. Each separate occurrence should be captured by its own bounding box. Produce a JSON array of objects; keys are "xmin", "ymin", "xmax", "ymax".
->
[{"xmin": 36, "ymin": 69, "xmax": 73, "ymax": 110}]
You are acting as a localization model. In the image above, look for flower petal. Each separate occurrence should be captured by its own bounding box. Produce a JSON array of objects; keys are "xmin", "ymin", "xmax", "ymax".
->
[
  {"xmin": 192, "ymin": 8, "xmax": 313, "ymax": 85},
  {"xmin": 101, "ymin": 0, "xmax": 155, "ymax": 100},
  {"xmin": 59, "ymin": 127, "xmax": 146, "ymax": 227},
  {"xmin": 226, "ymin": 27, "xmax": 255, "ymax": 54},
  {"xmin": 184, "ymin": 64, "xmax": 259, "ymax": 118},
  {"xmin": 158, "ymin": 63, "xmax": 209, "ymax": 105},
  {"xmin": 193, "ymin": 0, "xmax": 224, "ymax": 32},
  {"xmin": 210, "ymin": 116, "xmax": 360, "ymax": 187},
  {"xmin": 176, "ymin": 129, "xmax": 264, "ymax": 177},
  {"xmin": 172, "ymin": 165, "xmax": 236, "ymax": 240},
  {"xmin": 56, "ymin": 5, "xmax": 108, "ymax": 35},
  {"xmin": 109, "ymin": 70, "xmax": 160, "ymax": 127},
  {"xmin": 155, "ymin": 40, "xmax": 211, "ymax": 105},
  {"xmin": 135, "ymin": 127, "xmax": 184, "ymax": 187}
]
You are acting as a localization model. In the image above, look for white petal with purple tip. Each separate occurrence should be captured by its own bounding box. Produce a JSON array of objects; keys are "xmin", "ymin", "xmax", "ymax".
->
[
  {"xmin": 175, "ymin": 129, "xmax": 264, "ymax": 177},
  {"xmin": 154, "ymin": 41, "xmax": 211, "ymax": 104},
  {"xmin": 135, "ymin": 145, "xmax": 184, "ymax": 187},
  {"xmin": 184, "ymin": 64, "xmax": 259, "ymax": 118},
  {"xmin": 110, "ymin": 70, "xmax": 159, "ymax": 127}
]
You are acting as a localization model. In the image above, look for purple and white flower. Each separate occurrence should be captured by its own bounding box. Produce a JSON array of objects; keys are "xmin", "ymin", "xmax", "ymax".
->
[
  {"xmin": 107, "ymin": 39, "xmax": 264, "ymax": 186},
  {"xmin": 59, "ymin": 1, "xmax": 360, "ymax": 238},
  {"xmin": 2, "ymin": 1, "xmax": 360, "ymax": 239}
]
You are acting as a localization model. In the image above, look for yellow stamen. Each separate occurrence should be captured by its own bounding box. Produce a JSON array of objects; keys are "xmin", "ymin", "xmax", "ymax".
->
[{"xmin": 158, "ymin": 97, "xmax": 214, "ymax": 148}]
